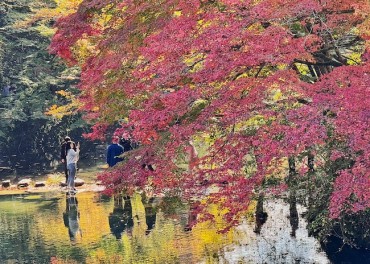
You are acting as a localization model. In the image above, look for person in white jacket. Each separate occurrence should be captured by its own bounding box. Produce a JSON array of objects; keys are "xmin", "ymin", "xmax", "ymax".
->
[{"xmin": 66, "ymin": 142, "xmax": 80, "ymax": 191}]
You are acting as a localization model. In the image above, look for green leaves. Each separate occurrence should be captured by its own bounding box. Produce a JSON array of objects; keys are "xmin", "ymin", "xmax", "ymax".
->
[{"xmin": 0, "ymin": 0, "xmax": 90, "ymax": 173}]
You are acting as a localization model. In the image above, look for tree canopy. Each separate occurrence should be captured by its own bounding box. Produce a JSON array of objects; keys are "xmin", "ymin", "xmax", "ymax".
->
[
  {"xmin": 50, "ymin": 0, "xmax": 370, "ymax": 234},
  {"xmin": 0, "ymin": 0, "xmax": 90, "ymax": 173}
]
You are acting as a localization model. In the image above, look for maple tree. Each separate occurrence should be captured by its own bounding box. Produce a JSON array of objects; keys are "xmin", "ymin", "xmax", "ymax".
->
[{"xmin": 50, "ymin": 0, "xmax": 370, "ymax": 232}]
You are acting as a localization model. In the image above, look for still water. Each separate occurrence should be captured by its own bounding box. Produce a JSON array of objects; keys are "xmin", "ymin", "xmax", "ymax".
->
[{"xmin": 0, "ymin": 191, "xmax": 344, "ymax": 264}]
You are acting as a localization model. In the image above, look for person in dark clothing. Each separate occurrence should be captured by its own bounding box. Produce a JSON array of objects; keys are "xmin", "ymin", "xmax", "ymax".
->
[
  {"xmin": 61, "ymin": 136, "xmax": 76, "ymax": 183},
  {"xmin": 120, "ymin": 138, "xmax": 134, "ymax": 152},
  {"xmin": 107, "ymin": 136, "xmax": 124, "ymax": 167}
]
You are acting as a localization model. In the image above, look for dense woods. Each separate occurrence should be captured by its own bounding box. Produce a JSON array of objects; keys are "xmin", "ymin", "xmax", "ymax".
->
[{"xmin": 0, "ymin": 0, "xmax": 92, "ymax": 173}]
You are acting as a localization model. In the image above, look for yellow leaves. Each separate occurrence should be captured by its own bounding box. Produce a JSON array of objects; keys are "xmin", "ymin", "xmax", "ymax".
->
[
  {"xmin": 245, "ymin": 200, "xmax": 257, "ymax": 222},
  {"xmin": 45, "ymin": 104, "xmax": 77, "ymax": 119},
  {"xmin": 346, "ymin": 51, "xmax": 362, "ymax": 65},
  {"xmin": 54, "ymin": 0, "xmax": 83, "ymax": 13},
  {"xmin": 17, "ymin": 0, "xmax": 82, "ymax": 29},
  {"xmin": 96, "ymin": 4, "xmax": 116, "ymax": 28},
  {"xmin": 45, "ymin": 90, "xmax": 81, "ymax": 119},
  {"xmin": 295, "ymin": 63, "xmax": 310, "ymax": 75},
  {"xmin": 197, "ymin": 19, "xmax": 212, "ymax": 30},
  {"xmin": 272, "ymin": 89, "xmax": 283, "ymax": 101},
  {"xmin": 55, "ymin": 90, "xmax": 70, "ymax": 97},
  {"xmin": 183, "ymin": 52, "xmax": 205, "ymax": 72},
  {"xmin": 72, "ymin": 38, "xmax": 97, "ymax": 63},
  {"xmin": 196, "ymin": 18, "xmax": 213, "ymax": 37},
  {"xmin": 233, "ymin": 115, "xmax": 267, "ymax": 133},
  {"xmin": 173, "ymin": 10, "xmax": 182, "ymax": 17},
  {"xmin": 246, "ymin": 22, "xmax": 265, "ymax": 33},
  {"xmin": 34, "ymin": 24, "xmax": 56, "ymax": 37}
]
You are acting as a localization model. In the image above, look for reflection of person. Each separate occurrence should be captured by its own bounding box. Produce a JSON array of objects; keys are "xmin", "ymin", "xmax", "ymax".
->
[
  {"xmin": 66, "ymin": 142, "xmax": 80, "ymax": 191},
  {"xmin": 61, "ymin": 136, "xmax": 76, "ymax": 183},
  {"xmin": 63, "ymin": 194, "xmax": 82, "ymax": 242},
  {"xmin": 143, "ymin": 197, "xmax": 157, "ymax": 235},
  {"xmin": 108, "ymin": 194, "xmax": 133, "ymax": 239},
  {"xmin": 107, "ymin": 136, "xmax": 124, "ymax": 167}
]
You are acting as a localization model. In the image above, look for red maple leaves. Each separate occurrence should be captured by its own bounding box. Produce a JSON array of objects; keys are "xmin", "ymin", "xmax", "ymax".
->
[{"xmin": 50, "ymin": 0, "xmax": 370, "ymax": 228}]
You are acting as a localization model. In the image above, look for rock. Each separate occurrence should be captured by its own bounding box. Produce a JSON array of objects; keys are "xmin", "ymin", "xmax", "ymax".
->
[
  {"xmin": 34, "ymin": 181, "xmax": 46, "ymax": 187},
  {"xmin": 75, "ymin": 178, "xmax": 85, "ymax": 187},
  {"xmin": 17, "ymin": 179, "xmax": 32, "ymax": 188},
  {"xmin": 2, "ymin": 180, "xmax": 10, "ymax": 188},
  {"xmin": 60, "ymin": 178, "xmax": 85, "ymax": 187}
]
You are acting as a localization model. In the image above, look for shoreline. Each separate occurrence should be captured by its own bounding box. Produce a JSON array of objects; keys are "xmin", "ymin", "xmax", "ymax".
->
[
  {"xmin": 0, "ymin": 181, "xmax": 106, "ymax": 196},
  {"xmin": 0, "ymin": 166, "xmax": 106, "ymax": 196}
]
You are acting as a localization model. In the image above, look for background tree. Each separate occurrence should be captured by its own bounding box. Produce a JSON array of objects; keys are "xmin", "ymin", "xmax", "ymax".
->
[{"xmin": 0, "ymin": 0, "xmax": 93, "ymax": 174}]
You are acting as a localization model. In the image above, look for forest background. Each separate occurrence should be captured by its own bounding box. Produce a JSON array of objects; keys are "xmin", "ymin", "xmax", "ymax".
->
[{"xmin": 0, "ymin": 0, "xmax": 369, "ymax": 251}]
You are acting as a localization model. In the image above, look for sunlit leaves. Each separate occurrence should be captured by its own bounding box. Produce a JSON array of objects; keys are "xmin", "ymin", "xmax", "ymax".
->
[
  {"xmin": 45, "ymin": 90, "xmax": 81, "ymax": 119},
  {"xmin": 50, "ymin": 0, "xmax": 370, "ymax": 230}
]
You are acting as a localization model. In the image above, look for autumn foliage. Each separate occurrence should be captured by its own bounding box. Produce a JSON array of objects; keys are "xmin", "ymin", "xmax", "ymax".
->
[{"xmin": 50, "ymin": 0, "xmax": 370, "ymax": 229}]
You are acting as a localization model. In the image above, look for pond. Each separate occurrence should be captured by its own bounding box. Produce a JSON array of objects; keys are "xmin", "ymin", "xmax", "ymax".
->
[{"xmin": 0, "ymin": 191, "xmax": 365, "ymax": 263}]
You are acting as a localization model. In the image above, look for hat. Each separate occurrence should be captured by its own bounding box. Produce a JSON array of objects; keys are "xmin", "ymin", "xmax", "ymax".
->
[{"xmin": 64, "ymin": 136, "xmax": 71, "ymax": 142}]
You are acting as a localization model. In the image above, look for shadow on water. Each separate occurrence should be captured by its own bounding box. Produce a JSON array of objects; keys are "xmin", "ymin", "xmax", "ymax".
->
[{"xmin": 322, "ymin": 236, "xmax": 370, "ymax": 264}]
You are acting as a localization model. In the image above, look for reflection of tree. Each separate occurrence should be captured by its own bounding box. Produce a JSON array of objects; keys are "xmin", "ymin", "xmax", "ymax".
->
[
  {"xmin": 287, "ymin": 157, "xmax": 299, "ymax": 237},
  {"xmin": 289, "ymin": 192, "xmax": 299, "ymax": 237},
  {"xmin": 184, "ymin": 201, "xmax": 200, "ymax": 232},
  {"xmin": 84, "ymin": 193, "xmax": 236, "ymax": 263},
  {"xmin": 0, "ymin": 198, "xmax": 50, "ymax": 263},
  {"xmin": 254, "ymin": 194, "xmax": 268, "ymax": 234},
  {"xmin": 63, "ymin": 194, "xmax": 82, "ymax": 242},
  {"xmin": 158, "ymin": 196, "xmax": 185, "ymax": 217},
  {"xmin": 108, "ymin": 194, "xmax": 133, "ymax": 239}
]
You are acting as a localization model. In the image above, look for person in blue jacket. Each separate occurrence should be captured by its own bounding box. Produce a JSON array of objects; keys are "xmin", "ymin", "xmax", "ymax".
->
[{"xmin": 107, "ymin": 136, "xmax": 124, "ymax": 167}]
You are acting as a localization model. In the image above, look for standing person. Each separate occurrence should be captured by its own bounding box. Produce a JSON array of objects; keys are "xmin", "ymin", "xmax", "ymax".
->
[
  {"xmin": 120, "ymin": 137, "xmax": 134, "ymax": 152},
  {"xmin": 107, "ymin": 136, "xmax": 124, "ymax": 167},
  {"xmin": 66, "ymin": 141, "xmax": 80, "ymax": 191},
  {"xmin": 61, "ymin": 136, "xmax": 76, "ymax": 183}
]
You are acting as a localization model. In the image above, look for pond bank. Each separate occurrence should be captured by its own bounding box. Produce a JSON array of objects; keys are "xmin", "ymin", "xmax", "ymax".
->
[{"xmin": 0, "ymin": 168, "xmax": 105, "ymax": 195}]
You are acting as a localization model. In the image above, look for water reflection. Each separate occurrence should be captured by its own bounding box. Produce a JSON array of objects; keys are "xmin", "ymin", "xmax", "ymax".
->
[
  {"xmin": 184, "ymin": 201, "xmax": 199, "ymax": 232},
  {"xmin": 0, "ymin": 192, "xmax": 344, "ymax": 263},
  {"xmin": 143, "ymin": 196, "xmax": 157, "ymax": 235},
  {"xmin": 254, "ymin": 193, "xmax": 268, "ymax": 234},
  {"xmin": 108, "ymin": 194, "xmax": 133, "ymax": 239},
  {"xmin": 109, "ymin": 194, "xmax": 158, "ymax": 239},
  {"xmin": 63, "ymin": 194, "xmax": 82, "ymax": 242},
  {"xmin": 288, "ymin": 191, "xmax": 299, "ymax": 238},
  {"xmin": 221, "ymin": 199, "xmax": 330, "ymax": 264}
]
